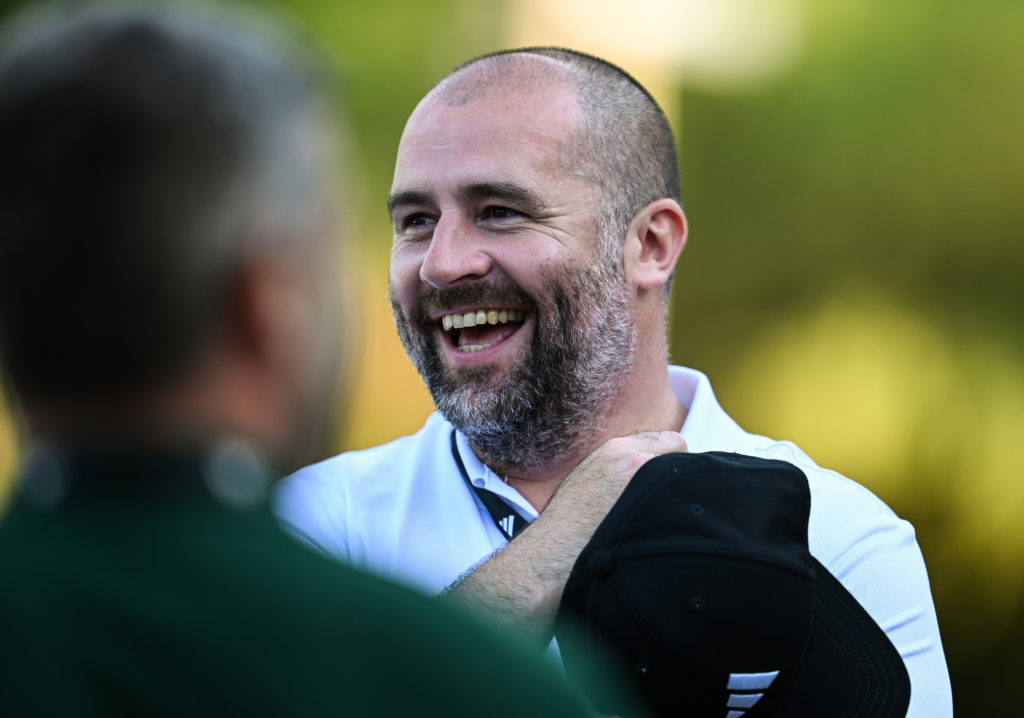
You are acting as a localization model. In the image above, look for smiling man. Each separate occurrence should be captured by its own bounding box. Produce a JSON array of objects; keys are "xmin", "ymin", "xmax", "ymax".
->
[{"xmin": 275, "ymin": 48, "xmax": 952, "ymax": 716}]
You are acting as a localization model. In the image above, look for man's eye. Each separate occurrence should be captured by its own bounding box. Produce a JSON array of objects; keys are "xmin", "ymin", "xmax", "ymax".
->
[
  {"xmin": 482, "ymin": 206, "xmax": 521, "ymax": 220},
  {"xmin": 400, "ymin": 213, "xmax": 433, "ymax": 230}
]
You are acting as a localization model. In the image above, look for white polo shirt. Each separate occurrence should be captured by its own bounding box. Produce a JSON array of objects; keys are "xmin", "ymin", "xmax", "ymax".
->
[{"xmin": 274, "ymin": 366, "xmax": 952, "ymax": 718}]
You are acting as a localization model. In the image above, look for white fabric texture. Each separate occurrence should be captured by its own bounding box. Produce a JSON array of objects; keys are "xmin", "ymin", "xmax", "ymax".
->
[{"xmin": 274, "ymin": 365, "xmax": 952, "ymax": 717}]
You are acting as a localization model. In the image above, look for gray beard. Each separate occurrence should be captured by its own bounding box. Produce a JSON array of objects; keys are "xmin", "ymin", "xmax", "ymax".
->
[{"xmin": 391, "ymin": 245, "xmax": 636, "ymax": 471}]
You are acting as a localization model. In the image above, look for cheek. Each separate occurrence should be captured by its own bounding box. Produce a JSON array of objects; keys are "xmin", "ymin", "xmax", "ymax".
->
[
  {"xmin": 388, "ymin": 244, "xmax": 422, "ymax": 294},
  {"xmin": 388, "ymin": 266, "xmax": 423, "ymax": 320}
]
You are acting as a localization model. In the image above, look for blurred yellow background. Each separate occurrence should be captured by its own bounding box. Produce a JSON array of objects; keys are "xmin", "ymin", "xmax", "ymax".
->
[{"xmin": 1, "ymin": 0, "xmax": 1021, "ymax": 713}]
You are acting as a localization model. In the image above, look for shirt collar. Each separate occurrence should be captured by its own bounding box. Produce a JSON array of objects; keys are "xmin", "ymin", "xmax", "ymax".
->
[
  {"xmin": 15, "ymin": 437, "xmax": 272, "ymax": 513},
  {"xmin": 449, "ymin": 365, "xmax": 746, "ymax": 518},
  {"xmin": 452, "ymin": 430, "xmax": 539, "ymax": 520},
  {"xmin": 671, "ymin": 365, "xmax": 750, "ymax": 453}
]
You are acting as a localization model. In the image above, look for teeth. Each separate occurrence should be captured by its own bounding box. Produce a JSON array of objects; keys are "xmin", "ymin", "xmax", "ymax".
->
[
  {"xmin": 460, "ymin": 338, "xmax": 502, "ymax": 353},
  {"xmin": 440, "ymin": 308, "xmax": 525, "ymax": 331}
]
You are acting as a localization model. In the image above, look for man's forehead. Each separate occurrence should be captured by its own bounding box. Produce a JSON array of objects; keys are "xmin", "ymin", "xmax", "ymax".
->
[
  {"xmin": 405, "ymin": 53, "xmax": 581, "ymax": 132},
  {"xmin": 400, "ymin": 82, "xmax": 580, "ymax": 156},
  {"xmin": 434, "ymin": 53, "xmax": 576, "ymax": 106},
  {"xmin": 391, "ymin": 57, "xmax": 586, "ymax": 199},
  {"xmin": 392, "ymin": 100, "xmax": 582, "ymax": 206}
]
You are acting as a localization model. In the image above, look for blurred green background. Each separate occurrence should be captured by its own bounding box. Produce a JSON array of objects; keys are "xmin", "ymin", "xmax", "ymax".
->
[{"xmin": 1, "ymin": 0, "xmax": 1020, "ymax": 713}]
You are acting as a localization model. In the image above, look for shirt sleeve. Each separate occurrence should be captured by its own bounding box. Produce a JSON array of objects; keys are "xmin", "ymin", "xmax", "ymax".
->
[{"xmin": 272, "ymin": 464, "xmax": 352, "ymax": 562}]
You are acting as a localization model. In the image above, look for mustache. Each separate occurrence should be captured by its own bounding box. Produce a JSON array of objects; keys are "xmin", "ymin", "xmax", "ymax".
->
[{"xmin": 416, "ymin": 282, "xmax": 536, "ymax": 321}]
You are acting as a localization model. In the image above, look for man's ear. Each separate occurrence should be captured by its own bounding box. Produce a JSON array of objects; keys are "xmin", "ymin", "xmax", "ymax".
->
[
  {"xmin": 226, "ymin": 247, "xmax": 303, "ymax": 374},
  {"xmin": 625, "ymin": 199, "xmax": 687, "ymax": 291}
]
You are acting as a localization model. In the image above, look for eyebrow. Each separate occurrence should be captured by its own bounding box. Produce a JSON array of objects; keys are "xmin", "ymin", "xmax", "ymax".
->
[
  {"xmin": 387, "ymin": 190, "xmax": 432, "ymax": 219},
  {"xmin": 459, "ymin": 182, "xmax": 544, "ymax": 213},
  {"xmin": 387, "ymin": 181, "xmax": 546, "ymax": 219}
]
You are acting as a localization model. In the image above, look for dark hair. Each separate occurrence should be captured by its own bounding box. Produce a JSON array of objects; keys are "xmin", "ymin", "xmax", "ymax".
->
[
  {"xmin": 0, "ymin": 3, "xmax": 322, "ymax": 402},
  {"xmin": 439, "ymin": 47, "xmax": 681, "ymax": 253}
]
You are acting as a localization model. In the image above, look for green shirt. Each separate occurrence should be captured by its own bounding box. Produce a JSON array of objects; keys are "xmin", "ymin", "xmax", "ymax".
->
[{"xmin": 0, "ymin": 446, "xmax": 596, "ymax": 717}]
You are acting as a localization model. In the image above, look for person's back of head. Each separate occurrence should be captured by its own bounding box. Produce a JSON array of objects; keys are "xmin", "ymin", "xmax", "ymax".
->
[{"xmin": 0, "ymin": 1, "xmax": 342, "ymax": 469}]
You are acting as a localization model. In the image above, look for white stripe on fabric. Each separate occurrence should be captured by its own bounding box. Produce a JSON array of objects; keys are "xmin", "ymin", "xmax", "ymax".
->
[
  {"xmin": 727, "ymin": 692, "xmax": 765, "ymax": 709},
  {"xmin": 726, "ymin": 670, "xmax": 780, "ymax": 691}
]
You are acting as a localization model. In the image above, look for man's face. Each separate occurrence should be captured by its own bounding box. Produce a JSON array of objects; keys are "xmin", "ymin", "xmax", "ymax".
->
[{"xmin": 388, "ymin": 81, "xmax": 637, "ymax": 469}]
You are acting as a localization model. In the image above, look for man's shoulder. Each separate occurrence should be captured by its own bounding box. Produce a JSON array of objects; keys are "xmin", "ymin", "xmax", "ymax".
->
[
  {"xmin": 675, "ymin": 364, "xmax": 900, "ymax": 524},
  {"xmin": 679, "ymin": 365, "xmax": 912, "ymax": 566},
  {"xmin": 742, "ymin": 434, "xmax": 899, "ymax": 519},
  {"xmin": 0, "ymin": 504, "xmax": 591, "ymax": 717},
  {"xmin": 231, "ymin": 545, "xmax": 596, "ymax": 717},
  {"xmin": 290, "ymin": 412, "xmax": 452, "ymax": 487},
  {"xmin": 724, "ymin": 428, "xmax": 923, "ymax": 606},
  {"xmin": 272, "ymin": 412, "xmax": 459, "ymax": 561}
]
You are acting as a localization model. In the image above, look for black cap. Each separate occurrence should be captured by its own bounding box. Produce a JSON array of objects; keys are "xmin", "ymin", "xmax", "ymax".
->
[{"xmin": 555, "ymin": 452, "xmax": 910, "ymax": 718}]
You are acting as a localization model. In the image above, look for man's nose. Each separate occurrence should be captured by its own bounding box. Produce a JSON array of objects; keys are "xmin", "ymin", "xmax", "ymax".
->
[{"xmin": 419, "ymin": 215, "xmax": 492, "ymax": 289}]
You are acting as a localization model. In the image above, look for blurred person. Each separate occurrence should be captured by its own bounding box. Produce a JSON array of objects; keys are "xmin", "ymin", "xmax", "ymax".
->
[
  {"xmin": 0, "ymin": 7, "xmax": 614, "ymax": 716},
  {"xmin": 275, "ymin": 48, "xmax": 954, "ymax": 716}
]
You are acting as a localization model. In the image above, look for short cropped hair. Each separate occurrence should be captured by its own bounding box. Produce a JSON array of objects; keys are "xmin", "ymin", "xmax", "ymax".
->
[
  {"xmin": 438, "ymin": 48, "xmax": 681, "ymax": 252},
  {"xmin": 0, "ymin": 3, "xmax": 322, "ymax": 402}
]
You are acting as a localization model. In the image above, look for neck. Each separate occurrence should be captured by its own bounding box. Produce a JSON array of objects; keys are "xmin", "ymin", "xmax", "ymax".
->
[
  {"xmin": 478, "ymin": 363, "xmax": 686, "ymax": 512},
  {"xmin": 20, "ymin": 362, "xmax": 291, "ymax": 476}
]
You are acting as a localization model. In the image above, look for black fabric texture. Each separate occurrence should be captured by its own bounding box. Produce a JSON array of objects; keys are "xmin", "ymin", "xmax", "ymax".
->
[{"xmin": 556, "ymin": 451, "xmax": 910, "ymax": 718}]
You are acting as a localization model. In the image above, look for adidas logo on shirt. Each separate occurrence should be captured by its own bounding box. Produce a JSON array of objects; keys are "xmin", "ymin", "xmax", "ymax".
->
[{"xmin": 499, "ymin": 515, "xmax": 515, "ymax": 537}]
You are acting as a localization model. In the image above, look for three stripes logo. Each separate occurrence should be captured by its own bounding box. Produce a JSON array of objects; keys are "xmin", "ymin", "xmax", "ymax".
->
[
  {"xmin": 724, "ymin": 670, "xmax": 779, "ymax": 717},
  {"xmin": 498, "ymin": 514, "xmax": 516, "ymax": 537}
]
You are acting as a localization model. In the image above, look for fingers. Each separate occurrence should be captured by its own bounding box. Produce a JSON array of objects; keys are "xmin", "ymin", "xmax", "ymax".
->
[
  {"xmin": 577, "ymin": 431, "xmax": 687, "ymax": 481},
  {"xmin": 600, "ymin": 431, "xmax": 686, "ymax": 455},
  {"xmin": 601, "ymin": 430, "xmax": 686, "ymax": 466},
  {"xmin": 548, "ymin": 431, "xmax": 688, "ymax": 525},
  {"xmin": 628, "ymin": 430, "xmax": 688, "ymax": 456}
]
